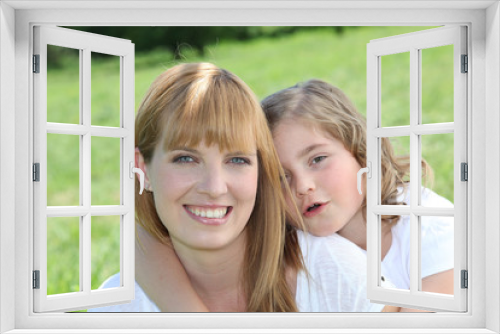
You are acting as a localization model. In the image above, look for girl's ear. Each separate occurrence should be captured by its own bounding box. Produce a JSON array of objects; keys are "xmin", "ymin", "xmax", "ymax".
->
[{"xmin": 135, "ymin": 148, "xmax": 152, "ymax": 192}]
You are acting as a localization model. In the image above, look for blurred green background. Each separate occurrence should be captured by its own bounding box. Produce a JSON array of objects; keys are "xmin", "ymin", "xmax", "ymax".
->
[{"xmin": 45, "ymin": 26, "xmax": 454, "ymax": 298}]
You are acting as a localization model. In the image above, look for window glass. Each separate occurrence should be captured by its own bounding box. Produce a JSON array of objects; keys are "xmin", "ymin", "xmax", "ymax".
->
[
  {"xmin": 47, "ymin": 45, "xmax": 80, "ymax": 124},
  {"xmin": 380, "ymin": 214, "xmax": 411, "ymax": 292},
  {"xmin": 421, "ymin": 133, "xmax": 454, "ymax": 205},
  {"xmin": 91, "ymin": 52, "xmax": 121, "ymax": 127},
  {"xmin": 420, "ymin": 215, "xmax": 454, "ymax": 295},
  {"xmin": 91, "ymin": 137, "xmax": 121, "ymax": 205},
  {"xmin": 47, "ymin": 133, "xmax": 80, "ymax": 206},
  {"xmin": 47, "ymin": 216, "xmax": 80, "ymax": 295},
  {"xmin": 381, "ymin": 52, "xmax": 410, "ymax": 127},
  {"xmin": 421, "ymin": 45, "xmax": 454, "ymax": 124},
  {"xmin": 91, "ymin": 216, "xmax": 121, "ymax": 290},
  {"xmin": 380, "ymin": 136, "xmax": 410, "ymax": 205}
]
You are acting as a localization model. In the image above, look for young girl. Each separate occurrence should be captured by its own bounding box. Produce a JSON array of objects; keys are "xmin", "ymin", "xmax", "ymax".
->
[
  {"xmin": 89, "ymin": 65, "xmax": 383, "ymax": 313},
  {"xmin": 261, "ymin": 79, "xmax": 455, "ymax": 311}
]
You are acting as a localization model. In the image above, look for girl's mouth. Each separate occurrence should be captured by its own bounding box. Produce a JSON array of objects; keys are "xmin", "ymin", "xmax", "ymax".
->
[{"xmin": 303, "ymin": 202, "xmax": 327, "ymax": 218}]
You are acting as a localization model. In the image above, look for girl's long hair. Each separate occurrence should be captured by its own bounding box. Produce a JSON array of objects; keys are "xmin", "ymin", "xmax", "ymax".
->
[
  {"xmin": 135, "ymin": 63, "xmax": 303, "ymax": 311},
  {"xmin": 262, "ymin": 79, "xmax": 432, "ymax": 226}
]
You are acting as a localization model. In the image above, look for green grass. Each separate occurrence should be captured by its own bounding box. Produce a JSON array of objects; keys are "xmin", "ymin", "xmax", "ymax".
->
[{"xmin": 46, "ymin": 26, "xmax": 455, "ymax": 299}]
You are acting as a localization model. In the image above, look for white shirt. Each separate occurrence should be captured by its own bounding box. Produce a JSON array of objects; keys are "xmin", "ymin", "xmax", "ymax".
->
[
  {"xmin": 375, "ymin": 187, "xmax": 454, "ymax": 289},
  {"xmin": 88, "ymin": 231, "xmax": 383, "ymax": 313},
  {"xmin": 295, "ymin": 231, "xmax": 384, "ymax": 312}
]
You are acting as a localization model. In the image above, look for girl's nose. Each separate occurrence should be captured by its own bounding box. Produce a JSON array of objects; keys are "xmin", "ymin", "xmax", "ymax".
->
[{"xmin": 294, "ymin": 174, "xmax": 315, "ymax": 197}]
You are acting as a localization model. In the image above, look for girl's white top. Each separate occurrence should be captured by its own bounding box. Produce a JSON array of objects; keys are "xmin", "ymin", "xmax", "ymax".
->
[
  {"xmin": 88, "ymin": 230, "xmax": 383, "ymax": 313},
  {"xmin": 295, "ymin": 231, "xmax": 383, "ymax": 312},
  {"xmin": 374, "ymin": 187, "xmax": 455, "ymax": 289}
]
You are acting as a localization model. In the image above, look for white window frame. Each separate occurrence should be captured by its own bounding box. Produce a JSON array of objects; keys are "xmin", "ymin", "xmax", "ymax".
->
[
  {"xmin": 32, "ymin": 25, "xmax": 136, "ymax": 312},
  {"xmin": 366, "ymin": 26, "xmax": 468, "ymax": 312},
  {"xmin": 1, "ymin": 1, "xmax": 499, "ymax": 333}
]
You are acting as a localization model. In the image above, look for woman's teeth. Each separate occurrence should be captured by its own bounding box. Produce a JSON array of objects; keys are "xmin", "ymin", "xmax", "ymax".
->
[{"xmin": 187, "ymin": 207, "xmax": 228, "ymax": 219}]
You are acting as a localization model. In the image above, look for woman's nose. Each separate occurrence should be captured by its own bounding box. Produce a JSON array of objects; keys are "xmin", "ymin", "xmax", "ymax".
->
[{"xmin": 197, "ymin": 165, "xmax": 228, "ymax": 198}]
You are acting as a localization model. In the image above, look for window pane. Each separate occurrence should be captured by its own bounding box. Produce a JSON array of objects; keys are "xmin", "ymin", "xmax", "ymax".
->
[
  {"xmin": 47, "ymin": 45, "xmax": 80, "ymax": 124},
  {"xmin": 47, "ymin": 133, "xmax": 80, "ymax": 206},
  {"xmin": 421, "ymin": 133, "xmax": 454, "ymax": 206},
  {"xmin": 380, "ymin": 214, "xmax": 410, "ymax": 292},
  {"xmin": 421, "ymin": 45, "xmax": 454, "ymax": 124},
  {"xmin": 47, "ymin": 216, "xmax": 80, "ymax": 295},
  {"xmin": 380, "ymin": 136, "xmax": 410, "ymax": 205},
  {"xmin": 381, "ymin": 52, "xmax": 410, "ymax": 127},
  {"xmin": 91, "ymin": 137, "xmax": 121, "ymax": 205},
  {"xmin": 420, "ymin": 215, "xmax": 454, "ymax": 295},
  {"xmin": 91, "ymin": 52, "xmax": 121, "ymax": 127},
  {"xmin": 91, "ymin": 216, "xmax": 121, "ymax": 290}
]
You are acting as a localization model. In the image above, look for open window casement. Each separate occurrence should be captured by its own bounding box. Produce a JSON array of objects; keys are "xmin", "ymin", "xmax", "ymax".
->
[
  {"xmin": 33, "ymin": 26, "xmax": 135, "ymax": 312},
  {"xmin": 365, "ymin": 26, "xmax": 467, "ymax": 312}
]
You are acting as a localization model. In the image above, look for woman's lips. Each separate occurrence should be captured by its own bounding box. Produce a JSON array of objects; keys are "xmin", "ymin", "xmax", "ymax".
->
[{"xmin": 184, "ymin": 205, "xmax": 232, "ymax": 225}]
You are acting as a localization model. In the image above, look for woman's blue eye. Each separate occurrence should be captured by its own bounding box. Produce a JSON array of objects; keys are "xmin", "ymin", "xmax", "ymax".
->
[
  {"xmin": 230, "ymin": 157, "xmax": 249, "ymax": 165},
  {"xmin": 174, "ymin": 156, "xmax": 194, "ymax": 163}
]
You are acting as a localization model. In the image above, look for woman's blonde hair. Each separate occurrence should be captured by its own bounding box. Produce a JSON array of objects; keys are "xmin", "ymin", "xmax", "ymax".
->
[
  {"xmin": 262, "ymin": 79, "xmax": 432, "ymax": 226},
  {"xmin": 135, "ymin": 63, "xmax": 303, "ymax": 312}
]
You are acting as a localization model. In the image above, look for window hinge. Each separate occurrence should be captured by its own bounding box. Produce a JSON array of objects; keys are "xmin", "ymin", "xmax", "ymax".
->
[
  {"xmin": 461, "ymin": 162, "xmax": 468, "ymax": 181},
  {"xmin": 461, "ymin": 270, "xmax": 468, "ymax": 289},
  {"xmin": 33, "ymin": 54, "xmax": 40, "ymax": 73},
  {"xmin": 33, "ymin": 163, "xmax": 40, "ymax": 182},
  {"xmin": 33, "ymin": 270, "xmax": 40, "ymax": 289},
  {"xmin": 461, "ymin": 54, "xmax": 468, "ymax": 73}
]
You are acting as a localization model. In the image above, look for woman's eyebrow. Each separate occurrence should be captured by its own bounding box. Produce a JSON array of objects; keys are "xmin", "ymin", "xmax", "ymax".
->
[
  {"xmin": 170, "ymin": 146, "xmax": 199, "ymax": 153},
  {"xmin": 170, "ymin": 147, "xmax": 257, "ymax": 156},
  {"xmin": 227, "ymin": 151, "xmax": 257, "ymax": 157}
]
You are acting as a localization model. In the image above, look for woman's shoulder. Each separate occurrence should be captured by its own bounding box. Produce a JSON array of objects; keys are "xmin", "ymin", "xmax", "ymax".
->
[
  {"xmin": 98, "ymin": 273, "xmax": 121, "ymax": 289},
  {"xmin": 87, "ymin": 273, "xmax": 160, "ymax": 312}
]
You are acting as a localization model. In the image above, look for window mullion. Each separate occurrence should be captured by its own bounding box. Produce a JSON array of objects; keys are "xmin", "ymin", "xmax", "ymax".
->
[
  {"xmin": 409, "ymin": 47, "xmax": 421, "ymax": 295},
  {"xmin": 81, "ymin": 47, "xmax": 92, "ymax": 294}
]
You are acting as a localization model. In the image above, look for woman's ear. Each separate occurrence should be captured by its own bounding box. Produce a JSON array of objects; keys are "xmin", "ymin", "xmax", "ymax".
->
[{"xmin": 135, "ymin": 148, "xmax": 152, "ymax": 192}]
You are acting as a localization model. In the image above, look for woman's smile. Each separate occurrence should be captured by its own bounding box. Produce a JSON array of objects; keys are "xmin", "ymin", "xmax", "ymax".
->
[{"xmin": 184, "ymin": 205, "xmax": 233, "ymax": 225}]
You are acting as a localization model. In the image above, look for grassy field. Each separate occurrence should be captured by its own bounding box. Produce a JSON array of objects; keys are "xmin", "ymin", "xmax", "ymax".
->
[{"xmin": 45, "ymin": 26, "xmax": 455, "ymax": 298}]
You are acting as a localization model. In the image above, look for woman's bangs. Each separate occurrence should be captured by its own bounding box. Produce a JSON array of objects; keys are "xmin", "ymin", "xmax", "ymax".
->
[{"xmin": 162, "ymin": 79, "xmax": 258, "ymax": 154}]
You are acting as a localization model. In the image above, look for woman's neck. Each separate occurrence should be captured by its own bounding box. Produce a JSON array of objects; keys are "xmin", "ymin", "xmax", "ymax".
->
[{"xmin": 171, "ymin": 231, "xmax": 247, "ymax": 312}]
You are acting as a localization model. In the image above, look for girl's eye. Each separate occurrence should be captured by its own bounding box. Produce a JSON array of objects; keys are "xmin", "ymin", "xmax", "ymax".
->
[
  {"xmin": 229, "ymin": 157, "xmax": 250, "ymax": 165},
  {"xmin": 173, "ymin": 155, "xmax": 195, "ymax": 163},
  {"xmin": 311, "ymin": 156, "xmax": 326, "ymax": 164}
]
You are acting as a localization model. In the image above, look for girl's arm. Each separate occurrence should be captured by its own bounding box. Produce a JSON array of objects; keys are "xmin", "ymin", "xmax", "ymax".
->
[
  {"xmin": 398, "ymin": 269, "xmax": 453, "ymax": 312},
  {"xmin": 135, "ymin": 225, "xmax": 209, "ymax": 312}
]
